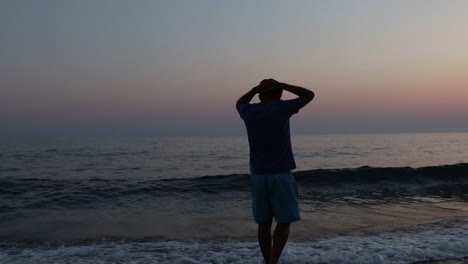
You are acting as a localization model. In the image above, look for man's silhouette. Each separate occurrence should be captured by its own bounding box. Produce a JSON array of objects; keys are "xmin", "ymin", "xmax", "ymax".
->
[{"xmin": 236, "ymin": 79, "xmax": 315, "ymax": 264}]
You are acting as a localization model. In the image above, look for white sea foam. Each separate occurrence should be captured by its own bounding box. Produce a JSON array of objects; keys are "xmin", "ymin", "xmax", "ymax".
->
[{"xmin": 1, "ymin": 224, "xmax": 467, "ymax": 264}]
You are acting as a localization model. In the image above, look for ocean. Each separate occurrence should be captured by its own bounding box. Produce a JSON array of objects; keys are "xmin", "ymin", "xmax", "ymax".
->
[{"xmin": 0, "ymin": 133, "xmax": 467, "ymax": 264}]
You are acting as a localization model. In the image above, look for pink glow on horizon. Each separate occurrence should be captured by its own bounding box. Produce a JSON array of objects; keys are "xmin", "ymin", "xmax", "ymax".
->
[{"xmin": 3, "ymin": 1, "xmax": 468, "ymax": 136}]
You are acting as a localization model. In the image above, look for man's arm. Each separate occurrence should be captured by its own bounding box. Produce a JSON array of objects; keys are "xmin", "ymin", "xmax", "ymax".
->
[
  {"xmin": 280, "ymin": 83, "xmax": 315, "ymax": 108},
  {"xmin": 236, "ymin": 85, "xmax": 260, "ymax": 107}
]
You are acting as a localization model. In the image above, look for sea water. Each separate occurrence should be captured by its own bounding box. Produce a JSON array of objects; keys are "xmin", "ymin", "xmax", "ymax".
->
[{"xmin": 1, "ymin": 133, "xmax": 467, "ymax": 263}]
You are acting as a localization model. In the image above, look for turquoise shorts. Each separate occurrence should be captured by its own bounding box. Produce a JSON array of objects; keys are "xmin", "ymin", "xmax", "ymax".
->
[{"xmin": 250, "ymin": 172, "xmax": 301, "ymax": 224}]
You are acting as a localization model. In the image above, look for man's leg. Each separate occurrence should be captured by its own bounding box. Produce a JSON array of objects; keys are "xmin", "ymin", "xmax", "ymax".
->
[
  {"xmin": 258, "ymin": 220, "xmax": 272, "ymax": 264},
  {"xmin": 270, "ymin": 222, "xmax": 291, "ymax": 264},
  {"xmin": 268, "ymin": 172, "xmax": 300, "ymax": 263}
]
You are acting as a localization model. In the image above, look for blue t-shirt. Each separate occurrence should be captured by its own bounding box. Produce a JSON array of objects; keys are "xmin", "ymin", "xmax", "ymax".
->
[{"xmin": 237, "ymin": 98, "xmax": 302, "ymax": 174}]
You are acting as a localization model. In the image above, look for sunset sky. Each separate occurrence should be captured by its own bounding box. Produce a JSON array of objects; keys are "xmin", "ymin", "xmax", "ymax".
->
[{"xmin": 2, "ymin": 0, "xmax": 468, "ymax": 139}]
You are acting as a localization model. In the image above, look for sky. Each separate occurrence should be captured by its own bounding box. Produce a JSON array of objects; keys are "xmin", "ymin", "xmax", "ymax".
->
[{"xmin": 1, "ymin": 0, "xmax": 468, "ymax": 139}]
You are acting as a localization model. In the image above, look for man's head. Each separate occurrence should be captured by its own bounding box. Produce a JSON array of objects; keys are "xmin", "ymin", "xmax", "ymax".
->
[
  {"xmin": 258, "ymin": 79, "xmax": 283, "ymax": 102},
  {"xmin": 259, "ymin": 89, "xmax": 282, "ymax": 101}
]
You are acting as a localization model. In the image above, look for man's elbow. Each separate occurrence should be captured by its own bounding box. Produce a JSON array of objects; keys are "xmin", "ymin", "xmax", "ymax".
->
[
  {"xmin": 300, "ymin": 91, "xmax": 315, "ymax": 107},
  {"xmin": 304, "ymin": 90, "xmax": 315, "ymax": 100},
  {"xmin": 235, "ymin": 100, "xmax": 245, "ymax": 109},
  {"xmin": 308, "ymin": 91, "xmax": 315, "ymax": 100}
]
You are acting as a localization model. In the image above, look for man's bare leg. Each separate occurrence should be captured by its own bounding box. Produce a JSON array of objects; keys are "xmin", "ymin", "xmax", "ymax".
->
[
  {"xmin": 270, "ymin": 222, "xmax": 291, "ymax": 264},
  {"xmin": 258, "ymin": 220, "xmax": 272, "ymax": 264}
]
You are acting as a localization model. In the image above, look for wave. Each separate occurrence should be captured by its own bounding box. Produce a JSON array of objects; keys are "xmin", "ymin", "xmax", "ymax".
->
[
  {"xmin": 0, "ymin": 163, "xmax": 467, "ymax": 211},
  {"xmin": 294, "ymin": 163, "xmax": 468, "ymax": 185},
  {"xmin": 1, "ymin": 222, "xmax": 467, "ymax": 264}
]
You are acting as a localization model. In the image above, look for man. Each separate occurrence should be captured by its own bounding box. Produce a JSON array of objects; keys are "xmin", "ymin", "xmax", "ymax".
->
[{"xmin": 236, "ymin": 79, "xmax": 315, "ymax": 264}]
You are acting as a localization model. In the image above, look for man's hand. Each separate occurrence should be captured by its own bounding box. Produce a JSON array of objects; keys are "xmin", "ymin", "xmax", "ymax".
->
[
  {"xmin": 258, "ymin": 78, "xmax": 282, "ymax": 94},
  {"xmin": 236, "ymin": 78, "xmax": 315, "ymax": 108},
  {"xmin": 260, "ymin": 78, "xmax": 315, "ymax": 108},
  {"xmin": 260, "ymin": 78, "xmax": 280, "ymax": 87}
]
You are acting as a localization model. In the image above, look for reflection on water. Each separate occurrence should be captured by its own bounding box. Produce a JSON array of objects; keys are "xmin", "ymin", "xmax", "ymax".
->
[{"xmin": 1, "ymin": 133, "xmax": 468, "ymax": 180}]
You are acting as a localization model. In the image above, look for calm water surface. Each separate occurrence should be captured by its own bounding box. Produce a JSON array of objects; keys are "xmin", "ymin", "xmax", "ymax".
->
[{"xmin": 1, "ymin": 133, "xmax": 468, "ymax": 179}]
